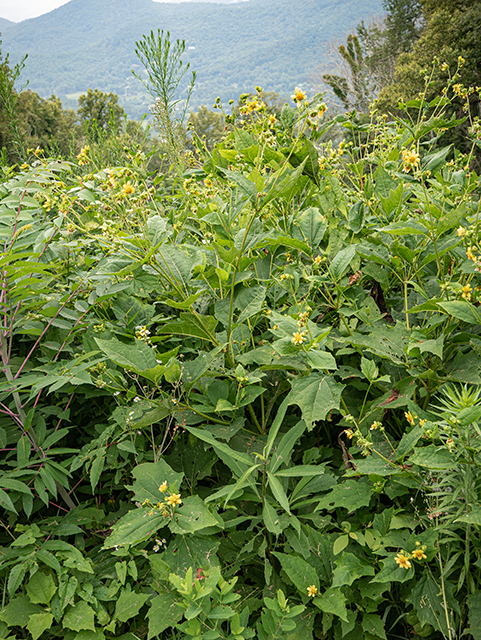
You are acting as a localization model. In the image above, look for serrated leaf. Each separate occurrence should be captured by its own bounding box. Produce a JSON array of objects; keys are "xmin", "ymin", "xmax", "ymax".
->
[
  {"xmin": 130, "ymin": 460, "xmax": 184, "ymax": 504},
  {"xmin": 272, "ymin": 552, "xmax": 318, "ymax": 593},
  {"xmin": 62, "ymin": 600, "xmax": 96, "ymax": 632},
  {"xmin": 26, "ymin": 572, "xmax": 57, "ymax": 604},
  {"xmin": 103, "ymin": 509, "xmax": 166, "ymax": 549},
  {"xmin": 169, "ymin": 496, "xmax": 223, "ymax": 534},
  {"xmin": 26, "ymin": 612, "xmax": 54, "ymax": 640},
  {"xmin": 147, "ymin": 593, "xmax": 183, "ymax": 639},
  {"xmin": 313, "ymin": 587, "xmax": 348, "ymax": 621},
  {"xmin": 0, "ymin": 596, "xmax": 44, "ymax": 627},
  {"xmin": 115, "ymin": 590, "xmax": 150, "ymax": 623},
  {"xmin": 288, "ymin": 374, "xmax": 344, "ymax": 430}
]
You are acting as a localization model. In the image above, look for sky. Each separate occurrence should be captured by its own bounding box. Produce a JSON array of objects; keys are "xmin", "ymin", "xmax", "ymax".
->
[{"xmin": 0, "ymin": 0, "xmax": 229, "ymax": 23}]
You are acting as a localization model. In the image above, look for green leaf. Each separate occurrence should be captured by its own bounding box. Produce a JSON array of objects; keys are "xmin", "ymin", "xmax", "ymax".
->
[
  {"xmin": 62, "ymin": 600, "xmax": 96, "ymax": 632},
  {"xmin": 130, "ymin": 460, "xmax": 184, "ymax": 504},
  {"xmin": 275, "ymin": 465, "xmax": 326, "ymax": 477},
  {"xmin": 316, "ymin": 478, "xmax": 374, "ymax": 512},
  {"xmin": 0, "ymin": 596, "xmax": 44, "ymax": 627},
  {"xmin": 306, "ymin": 349, "xmax": 337, "ymax": 370},
  {"xmin": 313, "ymin": 587, "xmax": 348, "ymax": 622},
  {"xmin": 297, "ymin": 207, "xmax": 327, "ymax": 249},
  {"xmin": 371, "ymin": 557, "xmax": 414, "ymax": 583},
  {"xmin": 267, "ymin": 472, "xmax": 290, "ymax": 514},
  {"xmin": 0, "ymin": 488, "xmax": 17, "ymax": 513},
  {"xmin": 406, "ymin": 574, "xmax": 458, "ymax": 635},
  {"xmin": 95, "ymin": 336, "xmax": 158, "ymax": 374},
  {"xmin": 221, "ymin": 168, "xmax": 256, "ymax": 201},
  {"xmin": 157, "ymin": 312, "xmax": 218, "ymax": 343},
  {"xmin": 26, "ymin": 572, "xmax": 57, "ymax": 604},
  {"xmin": 455, "ymin": 507, "xmax": 481, "ymax": 526},
  {"xmin": 114, "ymin": 590, "xmax": 150, "ymax": 623},
  {"xmin": 17, "ymin": 435, "xmax": 31, "ymax": 467},
  {"xmin": 333, "ymin": 534, "xmax": 349, "ymax": 556},
  {"xmin": 235, "ymin": 285, "xmax": 266, "ymax": 324},
  {"xmin": 147, "ymin": 593, "xmax": 183, "ymax": 639},
  {"xmin": 7, "ymin": 563, "xmax": 28, "ymax": 598},
  {"xmin": 263, "ymin": 500, "xmax": 284, "ymax": 535},
  {"xmin": 438, "ymin": 300, "xmax": 481, "ymax": 324},
  {"xmin": 272, "ymin": 552, "xmax": 318, "ymax": 593},
  {"xmin": 169, "ymin": 496, "xmax": 224, "ymax": 534},
  {"xmin": 330, "ymin": 245, "xmax": 356, "ymax": 281},
  {"xmin": 409, "ymin": 445, "xmax": 455, "ymax": 470},
  {"xmin": 163, "ymin": 535, "xmax": 220, "ymax": 577},
  {"xmin": 395, "ymin": 427, "xmax": 424, "ymax": 460},
  {"xmin": 103, "ymin": 508, "xmax": 166, "ymax": 549},
  {"xmin": 270, "ymin": 419, "xmax": 306, "ymax": 473},
  {"xmin": 332, "ymin": 552, "xmax": 375, "ymax": 587},
  {"xmin": 362, "ymin": 613, "xmax": 387, "ymax": 640},
  {"xmin": 265, "ymin": 397, "xmax": 290, "ymax": 460},
  {"xmin": 90, "ymin": 450, "xmax": 105, "ymax": 491},
  {"xmin": 288, "ymin": 374, "xmax": 344, "ymax": 430},
  {"xmin": 467, "ymin": 592, "xmax": 481, "ymax": 640},
  {"xmin": 260, "ymin": 158, "xmax": 308, "ymax": 209},
  {"xmin": 361, "ymin": 358, "xmax": 378, "ymax": 382},
  {"xmin": 185, "ymin": 427, "xmax": 253, "ymax": 468},
  {"xmin": 26, "ymin": 612, "xmax": 54, "ymax": 640}
]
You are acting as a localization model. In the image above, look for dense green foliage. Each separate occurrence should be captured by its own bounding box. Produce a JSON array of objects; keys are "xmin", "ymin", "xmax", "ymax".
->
[
  {"xmin": 1, "ymin": 50, "xmax": 481, "ymax": 640},
  {"xmin": 1, "ymin": 0, "xmax": 383, "ymax": 118}
]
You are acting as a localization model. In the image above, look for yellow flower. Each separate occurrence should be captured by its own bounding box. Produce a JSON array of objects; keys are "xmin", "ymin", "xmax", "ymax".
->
[
  {"xmin": 159, "ymin": 481, "xmax": 168, "ymax": 493},
  {"xmin": 291, "ymin": 87, "xmax": 307, "ymax": 103},
  {"xmin": 457, "ymin": 226, "xmax": 466, "ymax": 237},
  {"xmin": 411, "ymin": 549, "xmax": 427, "ymax": 561},
  {"xmin": 291, "ymin": 331, "xmax": 307, "ymax": 345},
  {"xmin": 273, "ymin": 324, "xmax": 279, "ymax": 330},
  {"xmin": 404, "ymin": 411, "xmax": 415, "ymax": 426},
  {"xmin": 268, "ymin": 115, "xmax": 276, "ymax": 126},
  {"xmin": 395, "ymin": 553, "xmax": 411, "ymax": 569},
  {"xmin": 314, "ymin": 255, "xmax": 322, "ymax": 265},
  {"xmin": 204, "ymin": 178, "xmax": 213, "ymax": 188},
  {"xmin": 467, "ymin": 247, "xmax": 476, "ymax": 261},
  {"xmin": 402, "ymin": 148, "xmax": 420, "ymax": 172},
  {"xmin": 462, "ymin": 284, "xmax": 472, "ymax": 300},
  {"xmin": 166, "ymin": 493, "xmax": 182, "ymax": 507},
  {"xmin": 307, "ymin": 585, "xmax": 318, "ymax": 597},
  {"xmin": 77, "ymin": 145, "xmax": 90, "ymax": 165},
  {"xmin": 121, "ymin": 181, "xmax": 135, "ymax": 197}
]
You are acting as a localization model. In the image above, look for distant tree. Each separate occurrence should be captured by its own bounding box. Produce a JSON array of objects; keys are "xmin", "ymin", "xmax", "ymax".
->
[
  {"xmin": 188, "ymin": 105, "xmax": 226, "ymax": 151},
  {"xmin": 17, "ymin": 91, "xmax": 78, "ymax": 156},
  {"xmin": 377, "ymin": 0, "xmax": 481, "ymax": 112},
  {"xmin": 77, "ymin": 88, "xmax": 125, "ymax": 137},
  {"xmin": 0, "ymin": 38, "xmax": 27, "ymax": 162},
  {"xmin": 318, "ymin": 0, "xmax": 424, "ymax": 112}
]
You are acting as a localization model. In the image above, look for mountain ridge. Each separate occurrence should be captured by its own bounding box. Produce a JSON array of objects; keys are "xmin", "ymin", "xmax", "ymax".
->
[{"xmin": 2, "ymin": 0, "xmax": 384, "ymax": 119}]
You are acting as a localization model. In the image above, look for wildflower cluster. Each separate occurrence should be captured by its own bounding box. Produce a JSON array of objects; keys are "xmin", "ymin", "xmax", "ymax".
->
[
  {"xmin": 343, "ymin": 415, "xmax": 374, "ymax": 456},
  {"xmin": 153, "ymin": 538, "xmax": 167, "ymax": 552},
  {"xmin": 77, "ymin": 146, "xmax": 90, "ymax": 166},
  {"xmin": 401, "ymin": 148, "xmax": 420, "ymax": 173},
  {"xmin": 141, "ymin": 481, "xmax": 183, "ymax": 518},
  {"xmin": 135, "ymin": 325, "xmax": 153, "ymax": 345},
  {"xmin": 395, "ymin": 542, "xmax": 428, "ymax": 569}
]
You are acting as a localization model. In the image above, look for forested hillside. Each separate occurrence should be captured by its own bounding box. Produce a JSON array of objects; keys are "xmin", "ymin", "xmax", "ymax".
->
[{"xmin": 1, "ymin": 0, "xmax": 383, "ymax": 118}]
